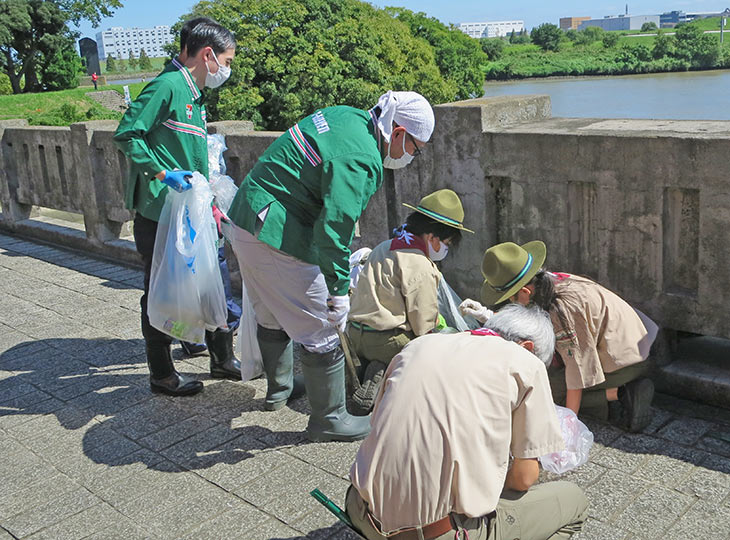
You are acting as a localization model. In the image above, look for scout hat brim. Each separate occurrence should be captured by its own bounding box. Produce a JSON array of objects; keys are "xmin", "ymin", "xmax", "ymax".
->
[
  {"xmin": 402, "ymin": 202, "xmax": 475, "ymax": 233},
  {"xmin": 480, "ymin": 240, "xmax": 546, "ymax": 306}
]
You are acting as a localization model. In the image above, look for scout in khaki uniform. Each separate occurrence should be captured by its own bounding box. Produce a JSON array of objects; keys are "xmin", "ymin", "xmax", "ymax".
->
[
  {"xmin": 226, "ymin": 91, "xmax": 435, "ymax": 442},
  {"xmin": 475, "ymin": 241, "xmax": 657, "ymax": 432},
  {"xmin": 347, "ymin": 304, "xmax": 588, "ymax": 540},
  {"xmin": 114, "ymin": 21, "xmax": 240, "ymax": 396},
  {"xmin": 347, "ymin": 189, "xmax": 472, "ymax": 414}
]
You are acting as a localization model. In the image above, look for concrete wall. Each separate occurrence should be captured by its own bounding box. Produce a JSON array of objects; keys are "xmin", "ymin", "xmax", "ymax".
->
[{"xmin": 1, "ymin": 98, "xmax": 729, "ymax": 340}]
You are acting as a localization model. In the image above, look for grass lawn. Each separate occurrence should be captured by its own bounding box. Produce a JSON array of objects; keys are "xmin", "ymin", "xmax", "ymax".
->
[
  {"xmin": 0, "ymin": 82, "xmax": 147, "ymax": 125},
  {"xmin": 102, "ymin": 56, "xmax": 168, "ymax": 75}
]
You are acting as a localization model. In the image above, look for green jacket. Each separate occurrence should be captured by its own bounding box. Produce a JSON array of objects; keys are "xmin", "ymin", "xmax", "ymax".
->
[
  {"xmin": 227, "ymin": 106, "xmax": 383, "ymax": 296},
  {"xmin": 113, "ymin": 58, "xmax": 208, "ymax": 222}
]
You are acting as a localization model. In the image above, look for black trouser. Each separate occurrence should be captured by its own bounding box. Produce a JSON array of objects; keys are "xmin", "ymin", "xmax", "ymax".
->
[{"xmin": 134, "ymin": 214, "xmax": 174, "ymax": 349}]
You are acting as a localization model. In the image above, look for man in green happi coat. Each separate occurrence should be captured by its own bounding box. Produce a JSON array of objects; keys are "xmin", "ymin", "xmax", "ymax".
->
[{"xmin": 227, "ymin": 91, "xmax": 435, "ymax": 442}]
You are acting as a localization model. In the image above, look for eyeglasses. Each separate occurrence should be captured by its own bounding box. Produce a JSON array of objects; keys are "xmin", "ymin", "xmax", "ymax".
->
[{"xmin": 406, "ymin": 133, "xmax": 423, "ymax": 158}]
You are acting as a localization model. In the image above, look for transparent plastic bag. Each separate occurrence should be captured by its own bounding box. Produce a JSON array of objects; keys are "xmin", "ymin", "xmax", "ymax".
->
[
  {"xmin": 349, "ymin": 247, "xmax": 372, "ymax": 291},
  {"xmin": 539, "ymin": 405, "xmax": 594, "ymax": 474},
  {"xmin": 209, "ymin": 173, "xmax": 238, "ymax": 216},
  {"xmin": 437, "ymin": 278, "xmax": 481, "ymax": 331},
  {"xmin": 148, "ymin": 172, "xmax": 227, "ymax": 343},
  {"xmin": 236, "ymin": 277, "xmax": 264, "ymax": 382},
  {"xmin": 208, "ymin": 133, "xmax": 227, "ymax": 175}
]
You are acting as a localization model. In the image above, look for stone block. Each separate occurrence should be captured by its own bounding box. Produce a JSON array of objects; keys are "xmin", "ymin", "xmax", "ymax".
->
[{"xmin": 614, "ymin": 485, "xmax": 694, "ymax": 539}]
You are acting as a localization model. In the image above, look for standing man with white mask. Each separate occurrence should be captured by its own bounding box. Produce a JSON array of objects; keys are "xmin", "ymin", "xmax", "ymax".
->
[
  {"xmin": 226, "ymin": 91, "xmax": 435, "ymax": 442},
  {"xmin": 114, "ymin": 21, "xmax": 237, "ymax": 397}
]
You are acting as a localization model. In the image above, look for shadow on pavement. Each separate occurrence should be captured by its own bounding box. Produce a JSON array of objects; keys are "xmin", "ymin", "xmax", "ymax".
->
[{"xmin": 0, "ymin": 337, "xmax": 310, "ymax": 472}]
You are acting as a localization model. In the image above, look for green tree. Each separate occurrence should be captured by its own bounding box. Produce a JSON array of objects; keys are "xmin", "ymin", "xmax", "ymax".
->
[
  {"xmin": 640, "ymin": 21, "xmax": 658, "ymax": 32},
  {"xmin": 185, "ymin": 0, "xmax": 478, "ymax": 130},
  {"xmin": 138, "ymin": 47, "xmax": 152, "ymax": 70},
  {"xmin": 105, "ymin": 54, "xmax": 116, "ymax": 72},
  {"xmin": 0, "ymin": 0, "xmax": 123, "ymax": 94},
  {"xmin": 652, "ymin": 32, "xmax": 674, "ymax": 59},
  {"xmin": 674, "ymin": 23, "xmax": 720, "ymax": 67},
  {"xmin": 509, "ymin": 29, "xmax": 516, "ymax": 43},
  {"xmin": 514, "ymin": 28, "xmax": 530, "ymax": 44},
  {"xmin": 116, "ymin": 56, "xmax": 126, "ymax": 71},
  {"xmin": 531, "ymin": 23, "xmax": 562, "ymax": 51},
  {"xmin": 387, "ymin": 9, "xmax": 488, "ymax": 100},
  {"xmin": 564, "ymin": 29, "xmax": 578, "ymax": 42},
  {"xmin": 480, "ymin": 37, "xmax": 504, "ymax": 61},
  {"xmin": 127, "ymin": 49, "xmax": 138, "ymax": 70},
  {"xmin": 602, "ymin": 32, "xmax": 620, "ymax": 48},
  {"xmin": 575, "ymin": 26, "xmax": 604, "ymax": 45},
  {"xmin": 39, "ymin": 39, "xmax": 82, "ymax": 89}
]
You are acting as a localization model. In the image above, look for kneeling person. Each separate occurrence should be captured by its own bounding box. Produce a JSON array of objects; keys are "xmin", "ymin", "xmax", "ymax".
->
[
  {"xmin": 347, "ymin": 189, "xmax": 471, "ymax": 413},
  {"xmin": 347, "ymin": 304, "xmax": 588, "ymax": 540}
]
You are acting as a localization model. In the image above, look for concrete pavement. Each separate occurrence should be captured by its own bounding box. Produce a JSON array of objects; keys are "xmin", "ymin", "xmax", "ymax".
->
[{"xmin": 0, "ymin": 232, "xmax": 728, "ymax": 539}]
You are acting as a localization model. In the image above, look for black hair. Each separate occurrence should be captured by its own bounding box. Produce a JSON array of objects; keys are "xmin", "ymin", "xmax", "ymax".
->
[
  {"xmin": 526, "ymin": 269, "xmax": 556, "ymax": 312},
  {"xmin": 180, "ymin": 17, "xmax": 216, "ymax": 53},
  {"xmin": 186, "ymin": 21, "xmax": 236, "ymax": 57},
  {"xmin": 404, "ymin": 211, "xmax": 462, "ymax": 248}
]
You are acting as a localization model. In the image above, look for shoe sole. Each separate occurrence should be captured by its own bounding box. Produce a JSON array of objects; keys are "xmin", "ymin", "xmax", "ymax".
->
[
  {"xmin": 627, "ymin": 379, "xmax": 654, "ymax": 432},
  {"xmin": 210, "ymin": 371, "xmax": 242, "ymax": 380},
  {"xmin": 307, "ymin": 431, "xmax": 370, "ymax": 443},
  {"xmin": 150, "ymin": 384, "xmax": 203, "ymax": 397}
]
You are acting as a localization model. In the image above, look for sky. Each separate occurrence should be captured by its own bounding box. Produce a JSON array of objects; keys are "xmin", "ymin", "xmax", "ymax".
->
[{"xmin": 74, "ymin": 0, "xmax": 727, "ymax": 40}]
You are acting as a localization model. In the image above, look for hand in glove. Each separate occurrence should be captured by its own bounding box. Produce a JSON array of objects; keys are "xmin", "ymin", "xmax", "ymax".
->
[
  {"xmin": 327, "ymin": 295, "xmax": 350, "ymax": 331},
  {"xmin": 459, "ymin": 298, "xmax": 493, "ymax": 324},
  {"xmin": 162, "ymin": 170, "xmax": 193, "ymax": 192}
]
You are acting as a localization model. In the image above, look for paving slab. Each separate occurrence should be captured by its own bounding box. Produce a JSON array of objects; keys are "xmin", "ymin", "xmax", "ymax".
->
[{"xmin": 1, "ymin": 233, "xmax": 730, "ymax": 539}]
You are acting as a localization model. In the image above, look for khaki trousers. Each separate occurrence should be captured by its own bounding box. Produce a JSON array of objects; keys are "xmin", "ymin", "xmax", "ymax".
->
[
  {"xmin": 548, "ymin": 359, "xmax": 651, "ymax": 420},
  {"xmin": 346, "ymin": 481, "xmax": 588, "ymax": 540},
  {"xmin": 347, "ymin": 325, "xmax": 414, "ymax": 366}
]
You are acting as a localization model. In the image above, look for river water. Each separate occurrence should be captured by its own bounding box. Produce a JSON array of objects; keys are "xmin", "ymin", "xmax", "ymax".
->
[{"xmin": 483, "ymin": 69, "xmax": 730, "ymax": 121}]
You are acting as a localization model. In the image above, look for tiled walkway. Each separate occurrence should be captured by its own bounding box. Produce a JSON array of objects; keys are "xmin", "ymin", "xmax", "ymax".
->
[{"xmin": 0, "ymin": 233, "xmax": 728, "ymax": 539}]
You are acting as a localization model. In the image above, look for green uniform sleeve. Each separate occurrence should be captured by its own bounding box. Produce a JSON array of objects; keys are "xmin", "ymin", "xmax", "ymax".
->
[
  {"xmin": 314, "ymin": 155, "xmax": 378, "ymax": 296},
  {"xmin": 113, "ymin": 78, "xmax": 173, "ymax": 178}
]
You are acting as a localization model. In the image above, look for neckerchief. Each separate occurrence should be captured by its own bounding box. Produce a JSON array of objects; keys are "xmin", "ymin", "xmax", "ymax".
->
[
  {"xmin": 389, "ymin": 227, "xmax": 429, "ymax": 256},
  {"xmin": 468, "ymin": 328, "xmax": 502, "ymax": 337}
]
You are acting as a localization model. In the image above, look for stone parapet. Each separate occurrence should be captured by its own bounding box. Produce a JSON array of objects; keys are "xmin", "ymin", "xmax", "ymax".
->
[{"xmin": 1, "ymin": 98, "xmax": 729, "ymax": 342}]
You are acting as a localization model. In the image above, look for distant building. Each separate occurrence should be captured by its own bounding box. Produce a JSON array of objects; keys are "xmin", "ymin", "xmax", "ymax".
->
[
  {"xmin": 458, "ymin": 20, "xmax": 525, "ymax": 39},
  {"xmin": 96, "ymin": 26, "xmax": 174, "ymax": 60},
  {"xmin": 560, "ymin": 16, "xmax": 590, "ymax": 30},
  {"xmin": 578, "ymin": 14, "xmax": 660, "ymax": 32},
  {"xmin": 661, "ymin": 10, "xmax": 727, "ymax": 28}
]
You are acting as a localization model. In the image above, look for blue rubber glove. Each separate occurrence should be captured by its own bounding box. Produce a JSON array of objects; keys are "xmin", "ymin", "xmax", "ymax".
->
[{"xmin": 162, "ymin": 170, "xmax": 193, "ymax": 192}]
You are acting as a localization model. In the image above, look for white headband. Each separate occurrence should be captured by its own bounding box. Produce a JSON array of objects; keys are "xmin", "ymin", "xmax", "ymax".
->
[{"xmin": 373, "ymin": 90, "xmax": 435, "ymax": 143}]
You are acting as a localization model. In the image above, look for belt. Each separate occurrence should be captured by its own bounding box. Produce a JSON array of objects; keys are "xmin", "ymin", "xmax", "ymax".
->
[
  {"xmin": 371, "ymin": 511, "xmax": 497, "ymax": 540},
  {"xmin": 349, "ymin": 321, "xmax": 379, "ymax": 332}
]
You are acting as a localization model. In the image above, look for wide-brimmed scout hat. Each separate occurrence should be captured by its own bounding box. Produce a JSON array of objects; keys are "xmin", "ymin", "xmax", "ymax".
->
[
  {"xmin": 402, "ymin": 189, "xmax": 474, "ymax": 233},
  {"xmin": 480, "ymin": 240, "xmax": 547, "ymax": 306}
]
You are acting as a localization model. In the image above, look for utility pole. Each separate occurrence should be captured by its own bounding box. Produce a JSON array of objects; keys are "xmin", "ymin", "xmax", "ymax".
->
[{"xmin": 722, "ymin": 9, "xmax": 730, "ymax": 44}]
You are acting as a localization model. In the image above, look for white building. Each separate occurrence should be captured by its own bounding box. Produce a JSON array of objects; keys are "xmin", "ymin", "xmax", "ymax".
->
[
  {"xmin": 578, "ymin": 14, "xmax": 660, "ymax": 32},
  {"xmin": 458, "ymin": 20, "xmax": 525, "ymax": 39},
  {"xmin": 96, "ymin": 26, "xmax": 174, "ymax": 60}
]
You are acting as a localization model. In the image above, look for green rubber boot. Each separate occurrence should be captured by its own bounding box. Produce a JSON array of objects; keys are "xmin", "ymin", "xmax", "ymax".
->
[
  {"xmin": 299, "ymin": 345, "xmax": 371, "ymax": 442},
  {"xmin": 258, "ymin": 326, "xmax": 304, "ymax": 411}
]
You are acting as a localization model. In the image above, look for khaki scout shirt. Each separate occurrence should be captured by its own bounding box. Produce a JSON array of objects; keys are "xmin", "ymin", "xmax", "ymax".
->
[
  {"xmin": 551, "ymin": 274, "xmax": 649, "ymax": 390},
  {"xmin": 114, "ymin": 57, "xmax": 208, "ymax": 222},
  {"xmin": 348, "ymin": 238, "xmax": 441, "ymax": 336},
  {"xmin": 350, "ymin": 333, "xmax": 564, "ymax": 534}
]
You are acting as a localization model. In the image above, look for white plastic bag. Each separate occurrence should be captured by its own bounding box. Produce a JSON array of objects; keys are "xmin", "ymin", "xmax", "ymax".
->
[
  {"xmin": 539, "ymin": 405, "xmax": 594, "ymax": 474},
  {"xmin": 208, "ymin": 133, "xmax": 227, "ymax": 175},
  {"xmin": 148, "ymin": 172, "xmax": 227, "ymax": 344},
  {"xmin": 236, "ymin": 278, "xmax": 264, "ymax": 382},
  {"xmin": 209, "ymin": 173, "xmax": 238, "ymax": 216},
  {"xmin": 437, "ymin": 278, "xmax": 481, "ymax": 331},
  {"xmin": 349, "ymin": 247, "xmax": 372, "ymax": 291}
]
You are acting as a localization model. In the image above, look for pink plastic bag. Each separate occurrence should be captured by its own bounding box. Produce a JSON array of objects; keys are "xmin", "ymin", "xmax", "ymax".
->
[{"xmin": 539, "ymin": 405, "xmax": 594, "ymax": 474}]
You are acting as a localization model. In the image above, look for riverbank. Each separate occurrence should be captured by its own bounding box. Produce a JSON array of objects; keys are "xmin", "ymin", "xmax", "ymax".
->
[
  {"xmin": 0, "ymin": 83, "xmax": 146, "ymax": 126},
  {"xmin": 484, "ymin": 20, "xmax": 729, "ymax": 80}
]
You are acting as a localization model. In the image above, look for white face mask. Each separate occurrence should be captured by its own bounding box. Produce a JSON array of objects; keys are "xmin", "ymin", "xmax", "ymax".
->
[
  {"xmin": 383, "ymin": 134, "xmax": 414, "ymax": 170},
  {"xmin": 428, "ymin": 240, "xmax": 449, "ymax": 262},
  {"xmin": 205, "ymin": 50, "xmax": 231, "ymax": 89}
]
